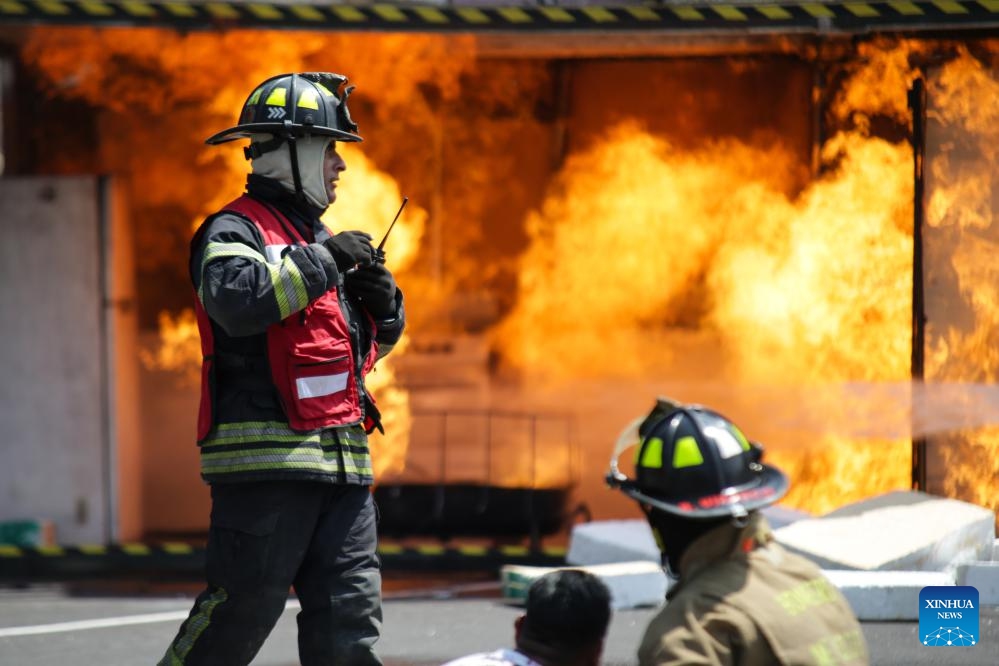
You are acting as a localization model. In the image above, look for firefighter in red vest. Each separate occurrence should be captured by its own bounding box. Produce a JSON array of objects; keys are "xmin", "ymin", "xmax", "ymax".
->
[
  {"xmin": 607, "ymin": 398, "xmax": 868, "ymax": 666},
  {"xmin": 159, "ymin": 72, "xmax": 404, "ymax": 666}
]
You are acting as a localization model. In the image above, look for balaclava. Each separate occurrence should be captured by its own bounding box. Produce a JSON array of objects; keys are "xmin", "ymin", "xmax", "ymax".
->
[{"xmin": 250, "ymin": 133, "xmax": 332, "ymax": 210}]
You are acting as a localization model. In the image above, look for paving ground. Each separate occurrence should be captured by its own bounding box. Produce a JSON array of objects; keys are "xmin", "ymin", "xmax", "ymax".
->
[{"xmin": 0, "ymin": 576, "xmax": 997, "ymax": 665}]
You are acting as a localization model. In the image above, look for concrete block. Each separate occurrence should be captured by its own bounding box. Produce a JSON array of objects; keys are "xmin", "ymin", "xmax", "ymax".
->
[
  {"xmin": 501, "ymin": 561, "xmax": 669, "ymax": 610},
  {"xmin": 823, "ymin": 570, "xmax": 955, "ymax": 621},
  {"xmin": 567, "ymin": 520, "xmax": 660, "ymax": 566},
  {"xmin": 955, "ymin": 562, "xmax": 999, "ymax": 606},
  {"xmin": 993, "ymin": 538, "xmax": 999, "ymax": 562},
  {"xmin": 774, "ymin": 491, "xmax": 995, "ymax": 571}
]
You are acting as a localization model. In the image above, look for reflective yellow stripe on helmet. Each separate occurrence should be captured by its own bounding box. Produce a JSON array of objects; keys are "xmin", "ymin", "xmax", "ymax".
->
[
  {"xmin": 672, "ymin": 435, "xmax": 704, "ymax": 468},
  {"xmin": 638, "ymin": 436, "xmax": 664, "ymax": 469},
  {"xmin": 298, "ymin": 88, "xmax": 320, "ymax": 110},
  {"xmin": 731, "ymin": 425, "xmax": 752, "ymax": 451},
  {"xmin": 265, "ymin": 87, "xmax": 287, "ymax": 106}
]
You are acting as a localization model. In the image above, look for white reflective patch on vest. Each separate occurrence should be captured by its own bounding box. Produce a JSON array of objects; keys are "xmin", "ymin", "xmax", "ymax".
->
[
  {"xmin": 296, "ymin": 372, "xmax": 349, "ymax": 399},
  {"xmin": 265, "ymin": 244, "xmax": 291, "ymax": 264},
  {"xmin": 705, "ymin": 426, "xmax": 744, "ymax": 459}
]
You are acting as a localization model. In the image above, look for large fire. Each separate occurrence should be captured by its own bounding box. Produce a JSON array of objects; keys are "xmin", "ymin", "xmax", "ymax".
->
[
  {"xmin": 493, "ymin": 40, "xmax": 999, "ymax": 516},
  {"xmin": 16, "ymin": 27, "xmax": 999, "ymax": 520},
  {"xmin": 922, "ymin": 48, "xmax": 999, "ymax": 513}
]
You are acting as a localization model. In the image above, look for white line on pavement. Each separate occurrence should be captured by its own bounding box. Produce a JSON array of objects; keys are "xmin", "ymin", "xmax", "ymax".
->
[
  {"xmin": 0, "ymin": 610, "xmax": 190, "ymax": 637},
  {"xmin": 0, "ymin": 600, "xmax": 303, "ymax": 638}
]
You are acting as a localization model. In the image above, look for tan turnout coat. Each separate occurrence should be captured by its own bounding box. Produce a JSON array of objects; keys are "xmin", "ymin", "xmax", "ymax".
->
[{"xmin": 639, "ymin": 513, "xmax": 869, "ymax": 666}]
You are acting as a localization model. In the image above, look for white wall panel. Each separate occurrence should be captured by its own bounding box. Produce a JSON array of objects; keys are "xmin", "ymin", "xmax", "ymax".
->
[{"xmin": 0, "ymin": 176, "xmax": 108, "ymax": 543}]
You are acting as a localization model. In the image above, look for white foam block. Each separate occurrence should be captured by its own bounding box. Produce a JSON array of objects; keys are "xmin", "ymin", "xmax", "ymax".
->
[
  {"xmin": 955, "ymin": 562, "xmax": 999, "ymax": 606},
  {"xmin": 823, "ymin": 570, "xmax": 955, "ymax": 621},
  {"xmin": 565, "ymin": 507, "xmax": 810, "ymax": 567},
  {"xmin": 567, "ymin": 520, "xmax": 661, "ymax": 566},
  {"xmin": 774, "ymin": 491, "xmax": 995, "ymax": 571},
  {"xmin": 501, "ymin": 561, "xmax": 669, "ymax": 610}
]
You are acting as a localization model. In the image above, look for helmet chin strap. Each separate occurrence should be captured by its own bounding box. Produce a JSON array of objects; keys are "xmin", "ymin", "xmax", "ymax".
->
[
  {"xmin": 285, "ymin": 128, "xmax": 306, "ymax": 204},
  {"xmin": 284, "ymin": 75, "xmax": 308, "ymax": 205}
]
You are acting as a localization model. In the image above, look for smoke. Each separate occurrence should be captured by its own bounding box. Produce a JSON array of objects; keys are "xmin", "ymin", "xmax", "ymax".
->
[{"xmin": 706, "ymin": 381, "xmax": 999, "ymax": 442}]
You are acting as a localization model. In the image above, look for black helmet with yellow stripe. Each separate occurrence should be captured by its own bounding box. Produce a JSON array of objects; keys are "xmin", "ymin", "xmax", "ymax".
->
[
  {"xmin": 206, "ymin": 72, "xmax": 362, "ymax": 153},
  {"xmin": 206, "ymin": 72, "xmax": 362, "ymax": 205},
  {"xmin": 606, "ymin": 398, "xmax": 789, "ymax": 520}
]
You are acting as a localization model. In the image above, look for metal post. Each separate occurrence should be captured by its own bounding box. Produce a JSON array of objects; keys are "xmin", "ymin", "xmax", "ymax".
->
[
  {"xmin": 908, "ymin": 76, "xmax": 928, "ymax": 492},
  {"xmin": 811, "ymin": 60, "xmax": 825, "ymax": 178},
  {"xmin": 485, "ymin": 413, "xmax": 493, "ymax": 486},
  {"xmin": 439, "ymin": 412, "xmax": 449, "ymax": 482},
  {"xmin": 565, "ymin": 416, "xmax": 574, "ymax": 488},
  {"xmin": 478, "ymin": 413, "xmax": 492, "ymax": 515},
  {"xmin": 527, "ymin": 415, "xmax": 539, "ymax": 551},
  {"xmin": 431, "ymin": 103, "xmax": 445, "ymax": 294},
  {"xmin": 98, "ymin": 175, "xmax": 116, "ymax": 543},
  {"xmin": 433, "ymin": 412, "xmax": 448, "ymax": 527},
  {"xmin": 551, "ymin": 60, "xmax": 571, "ymax": 171}
]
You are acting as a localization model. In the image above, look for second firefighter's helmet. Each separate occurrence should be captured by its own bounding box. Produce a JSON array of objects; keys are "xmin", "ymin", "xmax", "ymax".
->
[
  {"xmin": 205, "ymin": 72, "xmax": 362, "ymax": 151},
  {"xmin": 607, "ymin": 398, "xmax": 789, "ymax": 519}
]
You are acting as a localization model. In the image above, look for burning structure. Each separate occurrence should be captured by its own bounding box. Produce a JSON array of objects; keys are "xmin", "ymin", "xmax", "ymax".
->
[{"xmin": 0, "ymin": 3, "xmax": 997, "ymax": 544}]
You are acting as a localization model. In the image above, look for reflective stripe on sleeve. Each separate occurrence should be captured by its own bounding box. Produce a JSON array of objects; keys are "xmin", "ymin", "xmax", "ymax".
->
[
  {"xmin": 265, "ymin": 257, "xmax": 308, "ymax": 319},
  {"xmin": 200, "ymin": 241, "xmax": 308, "ymax": 319}
]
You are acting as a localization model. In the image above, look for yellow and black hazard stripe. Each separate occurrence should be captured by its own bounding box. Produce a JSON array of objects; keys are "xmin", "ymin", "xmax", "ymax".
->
[
  {"xmin": 376, "ymin": 543, "xmax": 568, "ymax": 571},
  {"xmin": 0, "ymin": 542, "xmax": 203, "ymax": 580},
  {"xmin": 0, "ymin": 0, "xmax": 997, "ymax": 32},
  {"xmin": 0, "ymin": 541, "xmax": 567, "ymax": 580}
]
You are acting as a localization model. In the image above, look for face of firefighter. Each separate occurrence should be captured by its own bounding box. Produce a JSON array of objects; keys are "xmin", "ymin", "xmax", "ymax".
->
[
  {"xmin": 324, "ymin": 141, "xmax": 346, "ymax": 206},
  {"xmin": 249, "ymin": 134, "xmax": 343, "ymax": 210}
]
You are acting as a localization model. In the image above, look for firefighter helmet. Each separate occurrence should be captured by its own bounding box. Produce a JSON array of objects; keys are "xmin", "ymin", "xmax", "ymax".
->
[
  {"xmin": 607, "ymin": 398, "xmax": 789, "ymax": 519},
  {"xmin": 205, "ymin": 72, "xmax": 362, "ymax": 152}
]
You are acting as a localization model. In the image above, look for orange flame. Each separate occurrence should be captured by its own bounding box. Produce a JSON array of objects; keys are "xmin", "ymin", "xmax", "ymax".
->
[
  {"xmin": 139, "ymin": 309, "xmax": 200, "ymax": 385},
  {"xmin": 21, "ymin": 28, "xmax": 999, "ymax": 516},
  {"xmin": 496, "ymin": 43, "xmax": 929, "ymax": 513},
  {"xmin": 922, "ymin": 47, "xmax": 999, "ymax": 516}
]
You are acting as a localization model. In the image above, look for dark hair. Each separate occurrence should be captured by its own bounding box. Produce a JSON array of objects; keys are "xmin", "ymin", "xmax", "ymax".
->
[{"xmin": 517, "ymin": 570, "xmax": 612, "ymax": 663}]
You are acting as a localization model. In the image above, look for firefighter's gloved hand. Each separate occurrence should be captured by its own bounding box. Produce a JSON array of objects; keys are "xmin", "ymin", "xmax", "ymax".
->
[
  {"xmin": 346, "ymin": 264, "xmax": 398, "ymax": 319},
  {"xmin": 324, "ymin": 231, "xmax": 376, "ymax": 272}
]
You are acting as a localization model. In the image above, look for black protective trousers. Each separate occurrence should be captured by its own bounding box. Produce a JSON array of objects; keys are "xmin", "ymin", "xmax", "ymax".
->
[{"xmin": 159, "ymin": 481, "xmax": 382, "ymax": 666}]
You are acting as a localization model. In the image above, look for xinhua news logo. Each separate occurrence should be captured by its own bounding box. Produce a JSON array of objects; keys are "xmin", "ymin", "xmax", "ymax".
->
[{"xmin": 919, "ymin": 586, "xmax": 979, "ymax": 647}]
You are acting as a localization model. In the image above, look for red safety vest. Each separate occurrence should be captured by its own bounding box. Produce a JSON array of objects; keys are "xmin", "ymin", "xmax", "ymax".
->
[{"xmin": 195, "ymin": 195, "xmax": 378, "ymax": 438}]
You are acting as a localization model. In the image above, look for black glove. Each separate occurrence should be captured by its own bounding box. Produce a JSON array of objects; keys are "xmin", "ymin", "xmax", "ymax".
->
[
  {"xmin": 346, "ymin": 264, "xmax": 398, "ymax": 319},
  {"xmin": 323, "ymin": 231, "xmax": 376, "ymax": 272}
]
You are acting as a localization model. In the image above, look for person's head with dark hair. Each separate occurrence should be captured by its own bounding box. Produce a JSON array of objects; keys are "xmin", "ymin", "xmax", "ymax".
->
[{"xmin": 513, "ymin": 569, "xmax": 612, "ymax": 666}]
